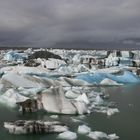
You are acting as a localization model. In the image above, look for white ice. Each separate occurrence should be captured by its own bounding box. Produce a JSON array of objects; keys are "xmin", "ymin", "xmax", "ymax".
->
[
  {"xmin": 78, "ymin": 125, "xmax": 91, "ymax": 134},
  {"xmin": 57, "ymin": 131, "xmax": 77, "ymax": 140}
]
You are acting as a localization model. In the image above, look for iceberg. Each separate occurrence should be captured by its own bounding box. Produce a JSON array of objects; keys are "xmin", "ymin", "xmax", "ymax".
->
[
  {"xmin": 78, "ymin": 125, "xmax": 91, "ymax": 134},
  {"xmin": 0, "ymin": 89, "xmax": 29, "ymax": 108},
  {"xmin": 75, "ymin": 71, "xmax": 140, "ymax": 84},
  {"xmin": 88, "ymin": 131, "xmax": 109, "ymax": 139},
  {"xmin": 50, "ymin": 115, "xmax": 59, "ymax": 119},
  {"xmin": 108, "ymin": 133, "xmax": 120, "ymax": 140},
  {"xmin": 100, "ymin": 78, "xmax": 123, "ymax": 86},
  {"xmin": 4, "ymin": 120, "xmax": 68, "ymax": 134},
  {"xmin": 38, "ymin": 86, "xmax": 88, "ymax": 115},
  {"xmin": 88, "ymin": 131, "xmax": 119, "ymax": 140},
  {"xmin": 39, "ymin": 86, "xmax": 77, "ymax": 114},
  {"xmin": 3, "ymin": 51, "xmax": 27, "ymax": 63},
  {"xmin": 57, "ymin": 131, "xmax": 77, "ymax": 140}
]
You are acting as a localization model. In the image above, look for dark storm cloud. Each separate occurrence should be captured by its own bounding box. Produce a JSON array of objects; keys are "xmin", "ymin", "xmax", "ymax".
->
[{"xmin": 0, "ymin": 0, "xmax": 140, "ymax": 47}]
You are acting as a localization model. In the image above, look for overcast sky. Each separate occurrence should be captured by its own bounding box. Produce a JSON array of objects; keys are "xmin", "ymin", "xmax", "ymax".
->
[{"xmin": 0, "ymin": 0, "xmax": 140, "ymax": 47}]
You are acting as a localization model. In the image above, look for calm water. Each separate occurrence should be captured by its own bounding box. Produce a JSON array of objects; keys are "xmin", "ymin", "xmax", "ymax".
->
[{"xmin": 0, "ymin": 84, "xmax": 140, "ymax": 140}]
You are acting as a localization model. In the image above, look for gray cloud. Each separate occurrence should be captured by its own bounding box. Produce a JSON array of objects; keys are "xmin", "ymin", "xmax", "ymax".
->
[{"xmin": 0, "ymin": 0, "xmax": 140, "ymax": 47}]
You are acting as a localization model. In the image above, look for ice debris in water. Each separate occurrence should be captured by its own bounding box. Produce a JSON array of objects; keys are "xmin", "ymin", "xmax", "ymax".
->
[
  {"xmin": 78, "ymin": 125, "xmax": 91, "ymax": 134},
  {"xmin": 107, "ymin": 108, "xmax": 120, "ymax": 116},
  {"xmin": 50, "ymin": 115, "xmax": 59, "ymax": 119},
  {"xmin": 57, "ymin": 131, "xmax": 77, "ymax": 140},
  {"xmin": 88, "ymin": 131, "xmax": 119, "ymax": 140},
  {"xmin": 95, "ymin": 95, "xmax": 104, "ymax": 105},
  {"xmin": 108, "ymin": 133, "xmax": 120, "ymax": 140}
]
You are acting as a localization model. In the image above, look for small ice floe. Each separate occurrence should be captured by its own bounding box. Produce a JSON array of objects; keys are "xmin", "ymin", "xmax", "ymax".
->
[
  {"xmin": 71, "ymin": 118, "xmax": 81, "ymax": 123},
  {"xmin": 50, "ymin": 115, "xmax": 59, "ymax": 119},
  {"xmin": 78, "ymin": 125, "xmax": 91, "ymax": 134},
  {"xmin": 107, "ymin": 108, "xmax": 119, "ymax": 116},
  {"xmin": 39, "ymin": 86, "xmax": 88, "ymax": 115},
  {"xmin": 88, "ymin": 131, "xmax": 109, "ymax": 139},
  {"xmin": 57, "ymin": 131, "xmax": 77, "ymax": 140},
  {"xmin": 108, "ymin": 133, "xmax": 120, "ymax": 140},
  {"xmin": 71, "ymin": 115, "xmax": 87, "ymax": 123},
  {"xmin": 91, "ymin": 104, "xmax": 119, "ymax": 116},
  {"xmin": 88, "ymin": 131, "xmax": 119, "ymax": 140}
]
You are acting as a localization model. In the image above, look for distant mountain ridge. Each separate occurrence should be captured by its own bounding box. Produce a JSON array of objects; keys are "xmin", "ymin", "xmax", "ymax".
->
[{"xmin": 1, "ymin": 38, "xmax": 140, "ymax": 50}]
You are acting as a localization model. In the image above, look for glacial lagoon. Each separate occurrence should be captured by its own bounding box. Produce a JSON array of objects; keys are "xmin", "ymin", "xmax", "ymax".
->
[
  {"xmin": 1, "ymin": 49, "xmax": 140, "ymax": 140},
  {"xmin": 0, "ymin": 84, "xmax": 140, "ymax": 140}
]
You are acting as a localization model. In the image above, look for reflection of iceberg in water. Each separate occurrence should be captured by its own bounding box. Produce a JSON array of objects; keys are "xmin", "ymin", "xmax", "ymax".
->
[{"xmin": 75, "ymin": 71, "xmax": 140, "ymax": 84}]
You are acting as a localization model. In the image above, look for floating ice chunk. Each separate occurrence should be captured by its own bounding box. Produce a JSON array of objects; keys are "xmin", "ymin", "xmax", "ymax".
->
[
  {"xmin": 58, "ymin": 131, "xmax": 77, "ymax": 140},
  {"xmin": 65, "ymin": 90, "xmax": 79, "ymax": 99},
  {"xmin": 100, "ymin": 78, "xmax": 123, "ymax": 86},
  {"xmin": 78, "ymin": 125, "xmax": 91, "ymax": 134},
  {"xmin": 108, "ymin": 133, "xmax": 119, "ymax": 140},
  {"xmin": 4, "ymin": 120, "xmax": 68, "ymax": 134},
  {"xmin": 3, "ymin": 51, "xmax": 26, "ymax": 63},
  {"xmin": 88, "ymin": 131, "xmax": 109, "ymax": 139},
  {"xmin": 0, "ymin": 89, "xmax": 29, "ymax": 108},
  {"xmin": 95, "ymin": 95, "xmax": 104, "ymax": 105},
  {"xmin": 50, "ymin": 115, "xmax": 59, "ymax": 119},
  {"xmin": 75, "ymin": 93, "xmax": 89, "ymax": 104},
  {"xmin": 75, "ymin": 71, "xmax": 140, "ymax": 84},
  {"xmin": 107, "ymin": 108, "xmax": 119, "ymax": 116},
  {"xmin": 73, "ymin": 101, "xmax": 88, "ymax": 115},
  {"xmin": 88, "ymin": 131, "xmax": 119, "ymax": 140},
  {"xmin": 40, "ymin": 86, "xmax": 88, "ymax": 115},
  {"xmin": 41, "ymin": 86, "xmax": 77, "ymax": 114}
]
